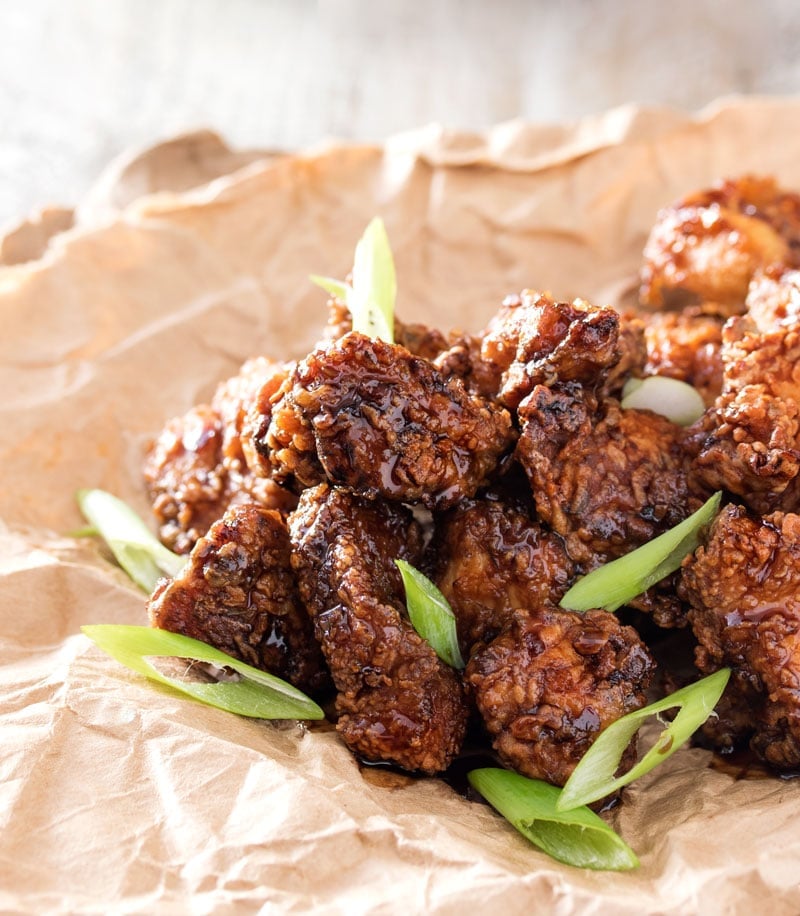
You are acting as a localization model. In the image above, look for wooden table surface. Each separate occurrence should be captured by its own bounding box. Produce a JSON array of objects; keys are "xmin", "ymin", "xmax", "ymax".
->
[{"xmin": 3, "ymin": 0, "xmax": 800, "ymax": 228}]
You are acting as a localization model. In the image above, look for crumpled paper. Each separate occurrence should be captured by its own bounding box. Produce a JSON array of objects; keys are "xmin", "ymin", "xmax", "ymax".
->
[{"xmin": 2, "ymin": 96, "xmax": 800, "ymax": 915}]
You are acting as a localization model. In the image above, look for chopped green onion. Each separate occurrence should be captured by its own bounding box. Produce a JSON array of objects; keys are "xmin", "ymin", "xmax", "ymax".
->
[
  {"xmin": 395, "ymin": 560, "xmax": 465, "ymax": 669},
  {"xmin": 560, "ymin": 491, "xmax": 722, "ymax": 613},
  {"xmin": 309, "ymin": 275, "xmax": 352, "ymax": 303},
  {"xmin": 621, "ymin": 376, "xmax": 705, "ymax": 426},
  {"xmin": 468, "ymin": 768, "xmax": 639, "ymax": 871},
  {"xmin": 67, "ymin": 524, "xmax": 100, "ymax": 538},
  {"xmin": 310, "ymin": 217, "xmax": 396, "ymax": 343},
  {"xmin": 82, "ymin": 625, "xmax": 324, "ymax": 720},
  {"xmin": 76, "ymin": 489, "xmax": 186, "ymax": 593},
  {"xmin": 557, "ymin": 668, "xmax": 731, "ymax": 812}
]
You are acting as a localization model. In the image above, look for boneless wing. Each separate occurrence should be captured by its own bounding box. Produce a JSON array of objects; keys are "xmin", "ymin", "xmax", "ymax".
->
[
  {"xmin": 689, "ymin": 317, "xmax": 800, "ymax": 514},
  {"xmin": 431, "ymin": 490, "xmax": 576, "ymax": 655},
  {"xmin": 265, "ymin": 332, "xmax": 515, "ymax": 509},
  {"xmin": 640, "ymin": 176, "xmax": 800, "ymax": 315},
  {"xmin": 466, "ymin": 607, "xmax": 654, "ymax": 786},
  {"xmin": 148, "ymin": 503, "xmax": 329, "ymax": 693},
  {"xmin": 516, "ymin": 383, "xmax": 704, "ymax": 568},
  {"xmin": 288, "ymin": 484, "xmax": 468, "ymax": 774},
  {"xmin": 680, "ymin": 504, "xmax": 800, "ymax": 769}
]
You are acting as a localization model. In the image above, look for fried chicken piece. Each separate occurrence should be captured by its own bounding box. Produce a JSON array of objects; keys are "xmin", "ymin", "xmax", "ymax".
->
[
  {"xmin": 516, "ymin": 383, "xmax": 704, "ymax": 568},
  {"xmin": 689, "ymin": 317, "xmax": 800, "ymax": 514},
  {"xmin": 745, "ymin": 263, "xmax": 800, "ymax": 332},
  {"xmin": 466, "ymin": 607, "xmax": 654, "ymax": 786},
  {"xmin": 640, "ymin": 176, "xmax": 800, "ymax": 316},
  {"xmin": 213, "ymin": 356, "xmax": 289, "ymax": 474},
  {"xmin": 288, "ymin": 483, "xmax": 468, "ymax": 773},
  {"xmin": 144, "ymin": 404, "xmax": 231, "ymax": 554},
  {"xmin": 642, "ymin": 308, "xmax": 724, "ymax": 406},
  {"xmin": 433, "ymin": 331, "xmax": 505, "ymax": 400},
  {"xmin": 144, "ymin": 359, "xmax": 297, "ymax": 554},
  {"xmin": 265, "ymin": 332, "xmax": 515, "ymax": 509},
  {"xmin": 431, "ymin": 491, "xmax": 576, "ymax": 654},
  {"xmin": 679, "ymin": 504, "xmax": 800, "ymax": 768},
  {"xmin": 148, "ymin": 503, "xmax": 329, "ymax": 693},
  {"xmin": 479, "ymin": 291, "xmax": 645, "ymax": 410}
]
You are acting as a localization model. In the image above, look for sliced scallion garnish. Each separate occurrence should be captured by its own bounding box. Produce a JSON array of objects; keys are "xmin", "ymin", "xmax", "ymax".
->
[
  {"xmin": 621, "ymin": 376, "xmax": 705, "ymax": 426},
  {"xmin": 309, "ymin": 275, "xmax": 351, "ymax": 303},
  {"xmin": 395, "ymin": 560, "xmax": 465, "ymax": 669},
  {"xmin": 556, "ymin": 668, "xmax": 731, "ymax": 812},
  {"xmin": 310, "ymin": 217, "xmax": 396, "ymax": 343},
  {"xmin": 76, "ymin": 489, "xmax": 186, "ymax": 593},
  {"xmin": 560, "ymin": 491, "xmax": 722, "ymax": 613},
  {"xmin": 468, "ymin": 768, "xmax": 639, "ymax": 871},
  {"xmin": 82, "ymin": 625, "xmax": 325, "ymax": 720}
]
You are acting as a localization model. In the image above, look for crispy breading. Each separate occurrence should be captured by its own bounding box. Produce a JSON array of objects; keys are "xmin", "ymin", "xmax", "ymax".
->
[
  {"xmin": 640, "ymin": 176, "xmax": 800, "ymax": 316},
  {"xmin": 266, "ymin": 332, "xmax": 515, "ymax": 508},
  {"xmin": 288, "ymin": 484, "xmax": 468, "ymax": 774},
  {"xmin": 467, "ymin": 607, "xmax": 654, "ymax": 786},
  {"xmin": 148, "ymin": 503, "xmax": 328, "ymax": 693},
  {"xmin": 680, "ymin": 504, "xmax": 800, "ymax": 768},
  {"xmin": 516, "ymin": 383, "xmax": 704, "ymax": 567}
]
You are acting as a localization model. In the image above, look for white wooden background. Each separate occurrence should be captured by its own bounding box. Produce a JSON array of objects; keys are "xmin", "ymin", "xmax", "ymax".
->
[{"xmin": 3, "ymin": 0, "xmax": 800, "ymax": 228}]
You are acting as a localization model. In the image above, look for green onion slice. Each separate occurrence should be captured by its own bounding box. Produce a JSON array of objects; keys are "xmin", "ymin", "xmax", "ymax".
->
[
  {"xmin": 82, "ymin": 624, "xmax": 324, "ymax": 720},
  {"xmin": 621, "ymin": 376, "xmax": 705, "ymax": 426},
  {"xmin": 309, "ymin": 275, "xmax": 352, "ymax": 303},
  {"xmin": 76, "ymin": 489, "xmax": 186, "ymax": 593},
  {"xmin": 468, "ymin": 768, "xmax": 639, "ymax": 871},
  {"xmin": 395, "ymin": 560, "xmax": 465, "ymax": 669},
  {"xmin": 310, "ymin": 217, "xmax": 396, "ymax": 343},
  {"xmin": 557, "ymin": 668, "xmax": 731, "ymax": 812},
  {"xmin": 560, "ymin": 491, "xmax": 722, "ymax": 613}
]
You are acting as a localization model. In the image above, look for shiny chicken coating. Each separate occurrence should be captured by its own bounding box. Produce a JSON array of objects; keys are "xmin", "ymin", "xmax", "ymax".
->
[
  {"xmin": 467, "ymin": 607, "xmax": 654, "ymax": 786},
  {"xmin": 144, "ymin": 404, "xmax": 231, "ymax": 554},
  {"xmin": 288, "ymin": 484, "xmax": 468, "ymax": 774},
  {"xmin": 144, "ymin": 358, "xmax": 296, "ymax": 554},
  {"xmin": 690, "ymin": 316, "xmax": 800, "ymax": 514},
  {"xmin": 745, "ymin": 263, "xmax": 800, "ymax": 333},
  {"xmin": 480, "ymin": 291, "xmax": 645, "ymax": 410},
  {"xmin": 148, "ymin": 503, "xmax": 329, "ymax": 693},
  {"xmin": 642, "ymin": 308, "xmax": 724, "ymax": 406},
  {"xmin": 680, "ymin": 504, "xmax": 800, "ymax": 768},
  {"xmin": 431, "ymin": 491, "xmax": 576, "ymax": 655},
  {"xmin": 516, "ymin": 383, "xmax": 704, "ymax": 567},
  {"xmin": 266, "ymin": 332, "xmax": 514, "ymax": 509},
  {"xmin": 640, "ymin": 175, "xmax": 800, "ymax": 316}
]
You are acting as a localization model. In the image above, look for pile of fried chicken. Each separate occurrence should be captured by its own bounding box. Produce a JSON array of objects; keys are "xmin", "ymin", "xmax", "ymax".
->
[{"xmin": 143, "ymin": 176, "xmax": 800, "ymax": 786}]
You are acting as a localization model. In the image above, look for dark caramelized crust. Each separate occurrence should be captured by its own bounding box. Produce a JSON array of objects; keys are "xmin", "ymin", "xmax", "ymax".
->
[
  {"xmin": 466, "ymin": 607, "xmax": 654, "ymax": 786},
  {"xmin": 480, "ymin": 291, "xmax": 644, "ymax": 410},
  {"xmin": 212, "ymin": 357, "xmax": 289, "ymax": 474},
  {"xmin": 689, "ymin": 317, "xmax": 800, "ymax": 514},
  {"xmin": 640, "ymin": 176, "xmax": 800, "ymax": 316},
  {"xmin": 680, "ymin": 504, "xmax": 800, "ymax": 768},
  {"xmin": 431, "ymin": 492, "xmax": 576, "ymax": 654},
  {"xmin": 643, "ymin": 308, "xmax": 725, "ymax": 406},
  {"xmin": 745, "ymin": 264, "xmax": 800, "ymax": 332},
  {"xmin": 148, "ymin": 503, "xmax": 329, "ymax": 693},
  {"xmin": 145, "ymin": 358, "xmax": 296, "ymax": 554},
  {"xmin": 433, "ymin": 331, "xmax": 505, "ymax": 399},
  {"xmin": 288, "ymin": 484, "xmax": 468, "ymax": 774},
  {"xmin": 266, "ymin": 332, "xmax": 515, "ymax": 509},
  {"xmin": 516, "ymin": 383, "xmax": 704, "ymax": 567},
  {"xmin": 144, "ymin": 404, "xmax": 231, "ymax": 554}
]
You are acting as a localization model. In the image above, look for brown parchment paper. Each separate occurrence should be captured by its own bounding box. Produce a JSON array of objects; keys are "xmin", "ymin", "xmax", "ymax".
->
[{"xmin": 2, "ymin": 96, "xmax": 800, "ymax": 915}]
